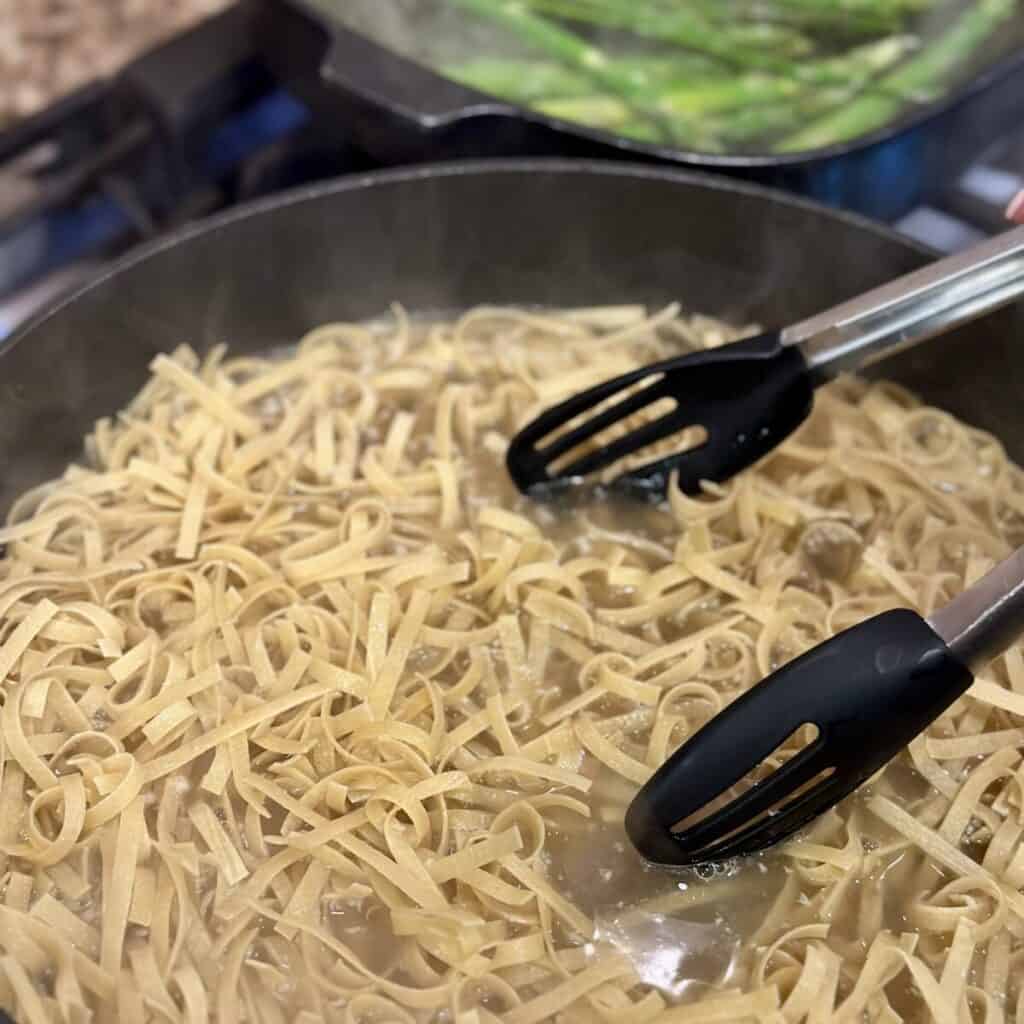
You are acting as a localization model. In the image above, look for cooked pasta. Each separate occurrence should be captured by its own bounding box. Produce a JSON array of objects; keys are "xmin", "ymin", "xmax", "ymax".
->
[{"xmin": 2, "ymin": 304, "xmax": 1024, "ymax": 1023}]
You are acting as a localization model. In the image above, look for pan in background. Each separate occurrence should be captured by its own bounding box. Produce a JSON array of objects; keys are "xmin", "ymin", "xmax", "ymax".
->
[{"xmin": 253, "ymin": 0, "xmax": 1024, "ymax": 220}]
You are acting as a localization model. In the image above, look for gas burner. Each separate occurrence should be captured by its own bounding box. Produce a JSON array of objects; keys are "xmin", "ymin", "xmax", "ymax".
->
[{"xmin": 0, "ymin": 1, "xmax": 374, "ymax": 334}]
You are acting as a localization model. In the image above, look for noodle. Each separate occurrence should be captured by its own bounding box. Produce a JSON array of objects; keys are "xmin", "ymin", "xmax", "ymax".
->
[{"xmin": 2, "ymin": 303, "xmax": 1024, "ymax": 1021}]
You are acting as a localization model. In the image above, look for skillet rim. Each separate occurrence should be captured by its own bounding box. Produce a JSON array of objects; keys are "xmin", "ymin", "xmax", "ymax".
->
[{"xmin": 0, "ymin": 157, "xmax": 938, "ymax": 361}]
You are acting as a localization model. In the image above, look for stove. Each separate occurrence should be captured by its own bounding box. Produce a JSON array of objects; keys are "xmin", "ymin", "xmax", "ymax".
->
[{"xmin": 1, "ymin": 1, "xmax": 1022, "ymax": 338}]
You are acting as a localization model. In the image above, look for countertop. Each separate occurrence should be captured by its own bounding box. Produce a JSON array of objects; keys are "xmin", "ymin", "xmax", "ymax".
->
[{"xmin": 1, "ymin": 0, "xmax": 232, "ymax": 129}]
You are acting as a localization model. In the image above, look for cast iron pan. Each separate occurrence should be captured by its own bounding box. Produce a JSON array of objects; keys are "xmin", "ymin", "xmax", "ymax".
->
[{"xmin": 0, "ymin": 162, "xmax": 1023, "ymax": 1020}]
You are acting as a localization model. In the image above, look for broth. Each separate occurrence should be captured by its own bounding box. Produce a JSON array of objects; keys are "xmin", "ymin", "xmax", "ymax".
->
[{"xmin": 0, "ymin": 304, "xmax": 1022, "ymax": 1022}]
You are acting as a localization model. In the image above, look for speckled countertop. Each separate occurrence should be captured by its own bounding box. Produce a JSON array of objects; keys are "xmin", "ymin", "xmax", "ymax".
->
[{"xmin": 0, "ymin": 0, "xmax": 232, "ymax": 128}]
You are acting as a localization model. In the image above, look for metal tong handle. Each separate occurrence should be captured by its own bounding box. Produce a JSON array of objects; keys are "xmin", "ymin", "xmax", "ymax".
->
[
  {"xmin": 929, "ymin": 544, "xmax": 1024, "ymax": 674},
  {"xmin": 782, "ymin": 223, "xmax": 1024, "ymax": 382}
]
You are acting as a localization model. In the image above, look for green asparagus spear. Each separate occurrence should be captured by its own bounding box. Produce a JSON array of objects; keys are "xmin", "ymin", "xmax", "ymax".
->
[
  {"xmin": 441, "ymin": 0, "xmax": 1016, "ymax": 156},
  {"xmin": 519, "ymin": 0, "xmax": 814, "ymax": 70},
  {"xmin": 656, "ymin": 75, "xmax": 803, "ymax": 118},
  {"xmin": 446, "ymin": 0, "xmax": 707, "ymax": 139},
  {"xmin": 709, "ymin": 22, "xmax": 814, "ymax": 58},
  {"xmin": 777, "ymin": 0, "xmax": 1016, "ymax": 151},
  {"xmin": 446, "ymin": 0, "xmax": 653, "ymax": 100},
  {"xmin": 793, "ymin": 33, "xmax": 919, "ymax": 87},
  {"xmin": 767, "ymin": 0, "xmax": 930, "ymax": 15},
  {"xmin": 625, "ymin": 0, "xmax": 914, "ymax": 36},
  {"xmin": 441, "ymin": 33, "xmax": 919, "ymax": 150},
  {"xmin": 543, "ymin": 95, "xmax": 729, "ymax": 150},
  {"xmin": 709, "ymin": 88, "xmax": 859, "ymax": 146},
  {"xmin": 704, "ymin": 36, "xmax": 942, "ymax": 146},
  {"xmin": 518, "ymin": 0, "xmax": 917, "ymax": 85},
  {"xmin": 444, "ymin": 31, "xmax": 915, "ymax": 115},
  {"xmin": 442, "ymin": 58, "xmax": 595, "ymax": 102},
  {"xmin": 534, "ymin": 95, "xmax": 633, "ymax": 126},
  {"xmin": 442, "ymin": 54, "xmax": 724, "ymax": 104},
  {"xmin": 611, "ymin": 54, "xmax": 725, "ymax": 88},
  {"xmin": 623, "ymin": 37, "xmax": 911, "ymax": 120}
]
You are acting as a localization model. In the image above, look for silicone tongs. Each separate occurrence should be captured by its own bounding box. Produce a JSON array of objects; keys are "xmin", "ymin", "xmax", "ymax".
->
[
  {"xmin": 507, "ymin": 223, "xmax": 1024, "ymax": 500},
  {"xmin": 626, "ymin": 546, "xmax": 1024, "ymax": 868}
]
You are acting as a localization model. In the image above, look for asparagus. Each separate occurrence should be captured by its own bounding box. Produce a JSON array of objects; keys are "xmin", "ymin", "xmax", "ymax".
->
[
  {"xmin": 440, "ymin": 0, "xmax": 1015, "ymax": 155},
  {"xmin": 519, "ymin": 0, "xmax": 813, "ymax": 70},
  {"xmin": 767, "ymin": 0, "xmax": 930, "ymax": 14},
  {"xmin": 492, "ymin": 0, "xmax": 919, "ymax": 87},
  {"xmin": 446, "ymin": 36, "xmax": 915, "ymax": 125},
  {"xmin": 745, "ymin": 0, "xmax": 930, "ymax": 30},
  {"xmin": 442, "ymin": 54, "xmax": 723, "ymax": 104},
  {"xmin": 446, "ymin": 0, "xmax": 690, "ymax": 135},
  {"xmin": 777, "ymin": 0, "xmax": 1016, "ymax": 151},
  {"xmin": 446, "ymin": 0, "xmax": 720, "ymax": 142},
  {"xmin": 534, "ymin": 95, "xmax": 634, "ymax": 130},
  {"xmin": 655, "ymin": 36, "xmax": 916, "ymax": 119},
  {"xmin": 529, "ymin": 0, "xmax": 906, "ymax": 38},
  {"xmin": 608, "ymin": 54, "xmax": 724, "ymax": 88},
  {"xmin": 443, "ymin": 59, "xmax": 805, "ymax": 148},
  {"xmin": 447, "ymin": 0, "xmax": 654, "ymax": 101},
  {"xmin": 725, "ymin": 23, "xmax": 815, "ymax": 57},
  {"xmin": 679, "ymin": 37, "xmax": 926, "ymax": 143},
  {"xmin": 709, "ymin": 88, "xmax": 862, "ymax": 146},
  {"xmin": 442, "ymin": 58, "xmax": 596, "ymax": 102},
  {"xmin": 656, "ymin": 75, "xmax": 803, "ymax": 119},
  {"xmin": 793, "ymin": 33, "xmax": 919, "ymax": 87}
]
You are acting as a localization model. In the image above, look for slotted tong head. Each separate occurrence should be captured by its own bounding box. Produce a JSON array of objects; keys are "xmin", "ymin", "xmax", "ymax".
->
[
  {"xmin": 507, "ymin": 222, "xmax": 1024, "ymax": 499},
  {"xmin": 626, "ymin": 543, "xmax": 1024, "ymax": 868}
]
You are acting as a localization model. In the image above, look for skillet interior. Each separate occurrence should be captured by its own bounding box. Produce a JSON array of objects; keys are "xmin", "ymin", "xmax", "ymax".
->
[{"xmin": 1, "ymin": 160, "xmax": 1021, "ymax": 518}]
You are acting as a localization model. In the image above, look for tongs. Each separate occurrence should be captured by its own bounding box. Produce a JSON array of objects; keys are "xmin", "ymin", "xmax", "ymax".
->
[
  {"xmin": 507, "ymin": 222, "xmax": 1024, "ymax": 499},
  {"xmin": 626, "ymin": 545, "xmax": 1024, "ymax": 868}
]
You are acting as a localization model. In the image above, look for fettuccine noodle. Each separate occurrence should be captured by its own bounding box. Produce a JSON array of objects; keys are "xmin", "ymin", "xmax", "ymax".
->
[{"xmin": 2, "ymin": 304, "xmax": 1024, "ymax": 1022}]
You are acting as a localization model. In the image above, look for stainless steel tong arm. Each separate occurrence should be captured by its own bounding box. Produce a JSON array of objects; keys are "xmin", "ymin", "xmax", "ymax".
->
[
  {"xmin": 782, "ymin": 223, "xmax": 1024, "ymax": 383},
  {"xmin": 929, "ymin": 544, "xmax": 1024, "ymax": 674}
]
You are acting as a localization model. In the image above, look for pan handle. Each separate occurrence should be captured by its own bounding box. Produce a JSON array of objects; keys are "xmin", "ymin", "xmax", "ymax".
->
[{"xmin": 320, "ymin": 24, "xmax": 519, "ymax": 130}]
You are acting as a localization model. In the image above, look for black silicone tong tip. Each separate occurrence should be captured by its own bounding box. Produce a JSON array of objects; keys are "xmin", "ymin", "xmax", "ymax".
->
[
  {"xmin": 626, "ymin": 610, "xmax": 974, "ymax": 868},
  {"xmin": 506, "ymin": 332, "xmax": 815, "ymax": 501}
]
